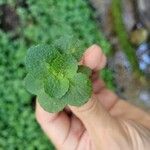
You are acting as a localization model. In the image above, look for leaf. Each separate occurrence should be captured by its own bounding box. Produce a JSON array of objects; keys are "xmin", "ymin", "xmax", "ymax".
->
[
  {"xmin": 50, "ymin": 53, "xmax": 78, "ymax": 78},
  {"xmin": 78, "ymin": 65, "xmax": 92, "ymax": 77},
  {"xmin": 43, "ymin": 53, "xmax": 78, "ymax": 99},
  {"xmin": 38, "ymin": 90, "xmax": 66, "ymax": 113},
  {"xmin": 53, "ymin": 35, "xmax": 84, "ymax": 61},
  {"xmin": 61, "ymin": 73, "xmax": 92, "ymax": 106},
  {"xmin": 24, "ymin": 74, "xmax": 43, "ymax": 95},
  {"xmin": 44, "ymin": 74, "xmax": 69, "ymax": 99},
  {"xmin": 25, "ymin": 44, "xmax": 60, "ymax": 79},
  {"xmin": 24, "ymin": 39, "xmax": 92, "ymax": 113}
]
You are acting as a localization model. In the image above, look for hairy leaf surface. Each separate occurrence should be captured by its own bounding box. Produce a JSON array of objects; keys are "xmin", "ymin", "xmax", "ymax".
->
[
  {"xmin": 61, "ymin": 73, "xmax": 92, "ymax": 106},
  {"xmin": 24, "ymin": 38, "xmax": 92, "ymax": 112}
]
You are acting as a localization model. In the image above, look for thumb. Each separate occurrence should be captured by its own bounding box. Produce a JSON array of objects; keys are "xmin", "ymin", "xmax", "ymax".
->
[
  {"xmin": 69, "ymin": 45, "xmax": 124, "ymax": 145},
  {"xmin": 69, "ymin": 95, "xmax": 118, "ymax": 133}
]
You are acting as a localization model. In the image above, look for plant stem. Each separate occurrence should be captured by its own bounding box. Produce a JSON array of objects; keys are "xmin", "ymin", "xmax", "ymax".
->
[{"xmin": 111, "ymin": 0, "xmax": 141, "ymax": 76}]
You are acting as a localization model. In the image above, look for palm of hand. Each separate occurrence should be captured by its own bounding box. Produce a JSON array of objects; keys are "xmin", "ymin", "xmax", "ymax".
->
[{"xmin": 36, "ymin": 45, "xmax": 150, "ymax": 150}]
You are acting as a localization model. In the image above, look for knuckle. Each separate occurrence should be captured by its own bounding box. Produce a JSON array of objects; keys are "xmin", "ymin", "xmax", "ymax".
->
[{"xmin": 71, "ymin": 95, "xmax": 98, "ymax": 115}]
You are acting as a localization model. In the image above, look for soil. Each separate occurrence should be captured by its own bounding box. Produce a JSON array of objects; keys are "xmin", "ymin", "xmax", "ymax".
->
[
  {"xmin": 30, "ymin": 96, "xmax": 36, "ymax": 111},
  {"xmin": 16, "ymin": 0, "xmax": 28, "ymax": 8},
  {"xmin": 0, "ymin": 4, "xmax": 20, "ymax": 32}
]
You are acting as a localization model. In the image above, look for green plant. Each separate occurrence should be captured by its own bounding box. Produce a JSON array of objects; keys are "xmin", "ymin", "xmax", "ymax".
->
[
  {"xmin": 100, "ymin": 68, "xmax": 115, "ymax": 90},
  {"xmin": 24, "ymin": 37, "xmax": 92, "ymax": 112},
  {"xmin": 111, "ymin": 0, "xmax": 141, "ymax": 76},
  {"xmin": 0, "ymin": 0, "xmax": 111, "ymax": 149}
]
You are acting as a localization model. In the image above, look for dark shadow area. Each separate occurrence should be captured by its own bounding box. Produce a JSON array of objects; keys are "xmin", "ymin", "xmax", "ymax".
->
[{"xmin": 0, "ymin": 4, "xmax": 20, "ymax": 32}]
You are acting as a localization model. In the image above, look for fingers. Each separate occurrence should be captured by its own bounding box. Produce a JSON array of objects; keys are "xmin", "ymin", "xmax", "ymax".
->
[
  {"xmin": 70, "ymin": 44, "xmax": 127, "ymax": 144},
  {"xmin": 35, "ymin": 45, "xmax": 108, "ymax": 149},
  {"xmin": 81, "ymin": 44, "xmax": 118, "ymax": 110},
  {"xmin": 36, "ymin": 101, "xmax": 70, "ymax": 148},
  {"xmin": 69, "ymin": 95, "xmax": 117, "ymax": 133},
  {"xmin": 69, "ymin": 95, "xmax": 126, "ymax": 150},
  {"xmin": 96, "ymin": 88, "xmax": 119, "ymax": 111},
  {"xmin": 36, "ymin": 101, "xmax": 84, "ymax": 149},
  {"xmin": 92, "ymin": 78, "xmax": 105, "ymax": 93},
  {"xmin": 71, "ymin": 44, "xmax": 117, "ymax": 129},
  {"xmin": 81, "ymin": 44, "xmax": 107, "ymax": 71}
]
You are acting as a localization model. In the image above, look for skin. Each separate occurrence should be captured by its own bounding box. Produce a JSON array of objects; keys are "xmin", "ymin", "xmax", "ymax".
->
[{"xmin": 36, "ymin": 45, "xmax": 150, "ymax": 150}]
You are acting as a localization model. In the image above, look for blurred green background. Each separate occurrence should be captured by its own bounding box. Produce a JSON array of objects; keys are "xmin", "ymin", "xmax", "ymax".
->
[
  {"xmin": 0, "ymin": 0, "xmax": 111, "ymax": 149},
  {"xmin": 0, "ymin": 0, "xmax": 149, "ymax": 149}
]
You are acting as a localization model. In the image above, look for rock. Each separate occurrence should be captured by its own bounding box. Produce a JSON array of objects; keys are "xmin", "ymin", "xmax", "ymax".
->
[
  {"xmin": 130, "ymin": 28, "xmax": 148, "ymax": 45},
  {"xmin": 0, "ymin": 4, "xmax": 20, "ymax": 32},
  {"xmin": 139, "ymin": 89, "xmax": 150, "ymax": 107},
  {"xmin": 122, "ymin": 0, "xmax": 136, "ymax": 32},
  {"xmin": 136, "ymin": 43, "xmax": 150, "ymax": 75},
  {"xmin": 130, "ymin": 23, "xmax": 148, "ymax": 45},
  {"xmin": 137, "ymin": 0, "xmax": 150, "ymax": 30}
]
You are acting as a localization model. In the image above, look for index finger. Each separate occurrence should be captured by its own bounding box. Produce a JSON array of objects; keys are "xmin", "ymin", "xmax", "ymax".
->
[
  {"xmin": 35, "ymin": 101, "xmax": 70, "ymax": 148},
  {"xmin": 80, "ymin": 44, "xmax": 107, "ymax": 71}
]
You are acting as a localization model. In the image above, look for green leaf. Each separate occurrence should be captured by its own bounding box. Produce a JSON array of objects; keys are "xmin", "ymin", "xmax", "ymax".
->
[
  {"xmin": 25, "ymin": 44, "xmax": 60, "ymax": 79},
  {"xmin": 78, "ymin": 65, "xmax": 92, "ymax": 77},
  {"xmin": 24, "ymin": 74, "xmax": 43, "ymax": 95},
  {"xmin": 44, "ymin": 74, "xmax": 69, "ymax": 99},
  {"xmin": 50, "ymin": 53, "xmax": 78, "ymax": 78},
  {"xmin": 61, "ymin": 73, "xmax": 92, "ymax": 106},
  {"xmin": 43, "ymin": 53, "xmax": 78, "ymax": 99},
  {"xmin": 53, "ymin": 36, "xmax": 84, "ymax": 61},
  {"xmin": 24, "ymin": 39, "xmax": 92, "ymax": 113},
  {"xmin": 38, "ymin": 90, "xmax": 66, "ymax": 113}
]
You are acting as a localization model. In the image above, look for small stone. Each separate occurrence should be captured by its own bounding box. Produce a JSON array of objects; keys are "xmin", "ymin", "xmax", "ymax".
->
[
  {"xmin": 130, "ymin": 26, "xmax": 148, "ymax": 45},
  {"xmin": 0, "ymin": 4, "xmax": 20, "ymax": 32},
  {"xmin": 139, "ymin": 89, "xmax": 150, "ymax": 107},
  {"xmin": 136, "ymin": 43, "xmax": 150, "ymax": 74}
]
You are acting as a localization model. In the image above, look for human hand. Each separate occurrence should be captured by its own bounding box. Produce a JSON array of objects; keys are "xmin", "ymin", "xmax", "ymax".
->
[{"xmin": 36, "ymin": 45, "xmax": 150, "ymax": 150}]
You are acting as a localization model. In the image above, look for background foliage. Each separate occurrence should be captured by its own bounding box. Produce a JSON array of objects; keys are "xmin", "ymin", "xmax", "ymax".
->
[
  {"xmin": 0, "ymin": 0, "xmax": 111, "ymax": 149},
  {"xmin": 111, "ymin": 0, "xmax": 140, "ymax": 75}
]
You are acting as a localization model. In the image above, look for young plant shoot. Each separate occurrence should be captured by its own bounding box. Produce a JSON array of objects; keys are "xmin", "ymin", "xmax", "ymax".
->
[{"xmin": 24, "ymin": 37, "xmax": 92, "ymax": 112}]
